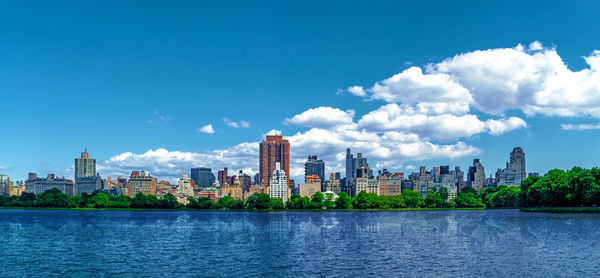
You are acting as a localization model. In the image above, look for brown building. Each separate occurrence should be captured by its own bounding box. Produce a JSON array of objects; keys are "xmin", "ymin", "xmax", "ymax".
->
[
  {"xmin": 198, "ymin": 187, "xmax": 219, "ymax": 203},
  {"xmin": 259, "ymin": 135, "xmax": 290, "ymax": 187},
  {"xmin": 127, "ymin": 171, "xmax": 157, "ymax": 196},
  {"xmin": 305, "ymin": 174, "xmax": 321, "ymax": 184}
]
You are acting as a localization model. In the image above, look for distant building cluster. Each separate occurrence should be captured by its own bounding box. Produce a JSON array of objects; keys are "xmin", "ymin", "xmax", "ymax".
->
[{"xmin": 0, "ymin": 134, "xmax": 530, "ymax": 202}]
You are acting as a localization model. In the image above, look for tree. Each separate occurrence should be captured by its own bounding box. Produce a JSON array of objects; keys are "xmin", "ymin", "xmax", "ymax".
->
[
  {"xmin": 454, "ymin": 192, "xmax": 485, "ymax": 208},
  {"xmin": 484, "ymin": 186, "xmax": 520, "ymax": 208},
  {"xmin": 424, "ymin": 193, "xmax": 444, "ymax": 208},
  {"xmin": 390, "ymin": 195, "xmax": 406, "ymax": 208},
  {"xmin": 461, "ymin": 186, "xmax": 478, "ymax": 196},
  {"xmin": 401, "ymin": 190, "xmax": 424, "ymax": 208},
  {"xmin": 18, "ymin": 192, "xmax": 36, "ymax": 207},
  {"xmin": 246, "ymin": 193, "xmax": 270, "ymax": 209},
  {"xmin": 286, "ymin": 194, "xmax": 311, "ymax": 209},
  {"xmin": 217, "ymin": 196, "xmax": 235, "ymax": 209},
  {"xmin": 269, "ymin": 198, "xmax": 285, "ymax": 210},
  {"xmin": 36, "ymin": 188, "xmax": 70, "ymax": 207},
  {"xmin": 70, "ymin": 195, "xmax": 83, "ymax": 208},
  {"xmin": 439, "ymin": 187, "xmax": 449, "ymax": 202},
  {"xmin": 311, "ymin": 192, "xmax": 324, "ymax": 203},
  {"xmin": 353, "ymin": 191, "xmax": 379, "ymax": 209},
  {"xmin": 87, "ymin": 192, "xmax": 109, "ymax": 208},
  {"xmin": 335, "ymin": 192, "xmax": 352, "ymax": 209},
  {"xmin": 131, "ymin": 192, "xmax": 149, "ymax": 208},
  {"xmin": 160, "ymin": 194, "xmax": 181, "ymax": 209}
]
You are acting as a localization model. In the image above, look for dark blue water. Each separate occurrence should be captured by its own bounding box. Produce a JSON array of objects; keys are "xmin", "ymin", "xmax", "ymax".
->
[{"xmin": 0, "ymin": 209, "xmax": 599, "ymax": 277}]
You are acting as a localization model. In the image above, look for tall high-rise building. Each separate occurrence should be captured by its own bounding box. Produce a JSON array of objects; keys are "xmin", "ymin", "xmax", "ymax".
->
[
  {"xmin": 75, "ymin": 149, "xmax": 96, "ymax": 180},
  {"xmin": 269, "ymin": 162, "xmax": 289, "ymax": 202},
  {"xmin": 345, "ymin": 148, "xmax": 356, "ymax": 191},
  {"xmin": 510, "ymin": 147, "xmax": 526, "ymax": 181},
  {"xmin": 217, "ymin": 167, "xmax": 228, "ymax": 185},
  {"xmin": 467, "ymin": 159, "xmax": 486, "ymax": 191},
  {"xmin": 191, "ymin": 167, "xmax": 215, "ymax": 187},
  {"xmin": 304, "ymin": 155, "xmax": 325, "ymax": 186},
  {"xmin": 259, "ymin": 135, "xmax": 290, "ymax": 186}
]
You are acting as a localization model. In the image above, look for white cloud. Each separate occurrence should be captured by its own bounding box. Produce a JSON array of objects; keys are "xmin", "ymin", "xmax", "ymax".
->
[
  {"xmin": 348, "ymin": 42, "xmax": 600, "ymax": 120},
  {"xmin": 223, "ymin": 118, "xmax": 250, "ymax": 128},
  {"xmin": 284, "ymin": 106, "xmax": 355, "ymax": 128},
  {"xmin": 484, "ymin": 117, "xmax": 528, "ymax": 135},
  {"xmin": 365, "ymin": 66, "xmax": 472, "ymax": 114},
  {"xmin": 356, "ymin": 103, "xmax": 526, "ymax": 141},
  {"xmin": 561, "ymin": 123, "xmax": 600, "ymax": 130},
  {"xmin": 432, "ymin": 42, "xmax": 600, "ymax": 117},
  {"xmin": 347, "ymin": 86, "xmax": 366, "ymax": 97},
  {"xmin": 198, "ymin": 124, "xmax": 215, "ymax": 134}
]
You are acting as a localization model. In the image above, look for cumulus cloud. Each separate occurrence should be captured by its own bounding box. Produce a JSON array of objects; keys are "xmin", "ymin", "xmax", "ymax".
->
[
  {"xmin": 347, "ymin": 86, "xmax": 366, "ymax": 97},
  {"xmin": 284, "ymin": 107, "xmax": 355, "ymax": 128},
  {"xmin": 348, "ymin": 41, "xmax": 600, "ymax": 120},
  {"xmin": 561, "ymin": 123, "xmax": 600, "ymax": 130},
  {"xmin": 223, "ymin": 118, "xmax": 250, "ymax": 128},
  {"xmin": 356, "ymin": 104, "xmax": 525, "ymax": 141},
  {"xmin": 432, "ymin": 42, "xmax": 600, "ymax": 117},
  {"xmin": 198, "ymin": 124, "xmax": 215, "ymax": 134},
  {"xmin": 364, "ymin": 66, "xmax": 472, "ymax": 114}
]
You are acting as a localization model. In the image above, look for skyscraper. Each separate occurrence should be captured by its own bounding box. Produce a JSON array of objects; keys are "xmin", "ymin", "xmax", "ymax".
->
[
  {"xmin": 75, "ymin": 149, "xmax": 96, "ymax": 180},
  {"xmin": 218, "ymin": 167, "xmax": 228, "ymax": 185},
  {"xmin": 304, "ymin": 155, "xmax": 325, "ymax": 188},
  {"xmin": 345, "ymin": 148, "xmax": 356, "ymax": 191},
  {"xmin": 75, "ymin": 149, "xmax": 100, "ymax": 195},
  {"xmin": 510, "ymin": 147, "xmax": 526, "ymax": 181},
  {"xmin": 191, "ymin": 167, "xmax": 215, "ymax": 187},
  {"xmin": 467, "ymin": 159, "xmax": 486, "ymax": 191},
  {"xmin": 259, "ymin": 135, "xmax": 290, "ymax": 186}
]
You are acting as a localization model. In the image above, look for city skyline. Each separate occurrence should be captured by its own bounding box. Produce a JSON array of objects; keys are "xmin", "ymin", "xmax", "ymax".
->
[{"xmin": 3, "ymin": 1, "xmax": 600, "ymax": 182}]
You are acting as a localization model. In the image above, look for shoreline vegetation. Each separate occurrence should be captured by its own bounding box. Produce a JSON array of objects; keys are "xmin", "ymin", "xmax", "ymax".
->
[{"xmin": 2, "ymin": 166, "xmax": 600, "ymax": 213}]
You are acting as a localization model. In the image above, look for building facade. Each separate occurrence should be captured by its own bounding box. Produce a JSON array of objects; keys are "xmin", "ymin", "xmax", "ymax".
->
[
  {"xmin": 25, "ymin": 173, "xmax": 75, "ymax": 196},
  {"xmin": 510, "ymin": 147, "xmax": 526, "ymax": 182},
  {"xmin": 269, "ymin": 162, "xmax": 289, "ymax": 202},
  {"xmin": 75, "ymin": 149, "xmax": 96, "ymax": 180},
  {"xmin": 127, "ymin": 171, "xmax": 157, "ymax": 196},
  {"xmin": 377, "ymin": 173, "xmax": 403, "ymax": 196},
  {"xmin": 76, "ymin": 174, "xmax": 102, "ymax": 195},
  {"xmin": 191, "ymin": 167, "xmax": 215, "ymax": 187},
  {"xmin": 304, "ymin": 155, "xmax": 325, "ymax": 189},
  {"xmin": 355, "ymin": 177, "xmax": 379, "ymax": 195},
  {"xmin": 467, "ymin": 159, "xmax": 486, "ymax": 192},
  {"xmin": 298, "ymin": 182, "xmax": 321, "ymax": 198},
  {"xmin": 259, "ymin": 135, "xmax": 290, "ymax": 187}
]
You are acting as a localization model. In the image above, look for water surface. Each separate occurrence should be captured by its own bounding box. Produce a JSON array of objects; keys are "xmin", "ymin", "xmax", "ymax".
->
[{"xmin": 0, "ymin": 209, "xmax": 598, "ymax": 277}]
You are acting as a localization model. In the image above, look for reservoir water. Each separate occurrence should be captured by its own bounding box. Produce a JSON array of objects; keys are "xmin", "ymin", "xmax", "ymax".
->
[{"xmin": 0, "ymin": 209, "xmax": 598, "ymax": 277}]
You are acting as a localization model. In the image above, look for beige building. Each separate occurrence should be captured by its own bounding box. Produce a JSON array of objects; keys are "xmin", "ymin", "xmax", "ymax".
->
[
  {"xmin": 219, "ymin": 184, "xmax": 243, "ymax": 200},
  {"xmin": 298, "ymin": 183, "xmax": 320, "ymax": 198},
  {"xmin": 127, "ymin": 171, "xmax": 157, "ymax": 196},
  {"xmin": 75, "ymin": 149, "xmax": 96, "ymax": 180},
  {"xmin": 356, "ymin": 177, "xmax": 379, "ymax": 194}
]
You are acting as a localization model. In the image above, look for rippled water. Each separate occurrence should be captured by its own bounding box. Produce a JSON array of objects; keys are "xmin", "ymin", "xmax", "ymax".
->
[{"xmin": 0, "ymin": 209, "xmax": 599, "ymax": 277}]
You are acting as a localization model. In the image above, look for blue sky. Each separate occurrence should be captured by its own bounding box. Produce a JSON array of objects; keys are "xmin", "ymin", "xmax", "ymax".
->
[{"xmin": 1, "ymin": 0, "xmax": 600, "ymax": 181}]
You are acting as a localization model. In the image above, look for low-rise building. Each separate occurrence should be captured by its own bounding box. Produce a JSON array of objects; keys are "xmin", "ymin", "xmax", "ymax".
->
[
  {"xmin": 298, "ymin": 183, "xmax": 320, "ymax": 198},
  {"xmin": 127, "ymin": 171, "xmax": 157, "ymax": 197},
  {"xmin": 25, "ymin": 173, "xmax": 75, "ymax": 196},
  {"xmin": 356, "ymin": 177, "xmax": 379, "ymax": 195},
  {"xmin": 76, "ymin": 174, "xmax": 102, "ymax": 195},
  {"xmin": 378, "ymin": 173, "xmax": 403, "ymax": 196}
]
